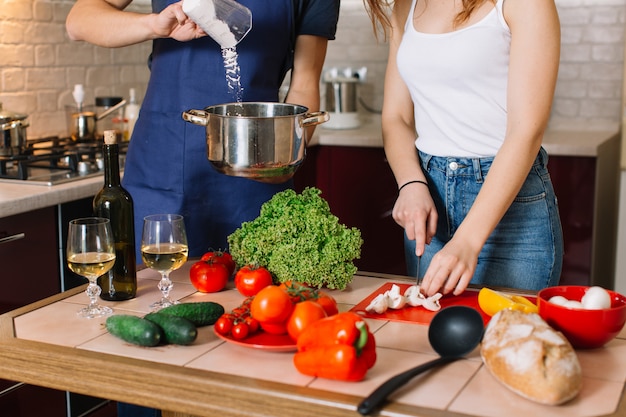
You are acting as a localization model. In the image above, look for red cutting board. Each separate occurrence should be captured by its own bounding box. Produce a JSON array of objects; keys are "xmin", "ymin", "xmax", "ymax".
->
[{"xmin": 350, "ymin": 282, "xmax": 518, "ymax": 326}]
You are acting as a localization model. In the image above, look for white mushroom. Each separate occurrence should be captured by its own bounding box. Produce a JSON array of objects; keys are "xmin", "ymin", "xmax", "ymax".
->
[
  {"xmin": 365, "ymin": 293, "xmax": 389, "ymax": 314},
  {"xmin": 387, "ymin": 284, "xmax": 407, "ymax": 309},
  {"xmin": 423, "ymin": 293, "xmax": 443, "ymax": 312},
  {"xmin": 404, "ymin": 285, "xmax": 426, "ymax": 307}
]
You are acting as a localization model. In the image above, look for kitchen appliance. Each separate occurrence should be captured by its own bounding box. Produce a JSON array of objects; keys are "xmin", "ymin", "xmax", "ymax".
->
[
  {"xmin": 323, "ymin": 67, "xmax": 367, "ymax": 130},
  {"xmin": 182, "ymin": 102, "xmax": 328, "ymax": 183},
  {"xmin": 0, "ymin": 135, "xmax": 127, "ymax": 186},
  {"xmin": 0, "ymin": 103, "xmax": 29, "ymax": 157}
]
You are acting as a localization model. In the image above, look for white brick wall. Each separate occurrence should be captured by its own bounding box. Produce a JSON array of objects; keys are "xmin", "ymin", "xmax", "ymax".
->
[
  {"xmin": 0, "ymin": 0, "xmax": 624, "ymax": 137},
  {"xmin": 329, "ymin": 0, "xmax": 626, "ymax": 131},
  {"xmin": 0, "ymin": 0, "xmax": 151, "ymax": 137}
]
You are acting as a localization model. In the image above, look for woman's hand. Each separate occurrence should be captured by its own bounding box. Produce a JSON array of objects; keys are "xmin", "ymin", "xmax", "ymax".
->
[
  {"xmin": 392, "ymin": 183, "xmax": 437, "ymax": 258},
  {"xmin": 419, "ymin": 236, "xmax": 479, "ymax": 297}
]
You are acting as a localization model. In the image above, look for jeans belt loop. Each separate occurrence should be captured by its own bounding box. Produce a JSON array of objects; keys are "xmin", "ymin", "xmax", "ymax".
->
[{"xmin": 472, "ymin": 158, "xmax": 483, "ymax": 182}]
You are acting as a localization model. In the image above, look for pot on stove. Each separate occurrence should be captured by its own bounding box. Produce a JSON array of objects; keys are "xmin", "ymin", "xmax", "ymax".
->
[
  {"xmin": 66, "ymin": 99, "xmax": 127, "ymax": 141},
  {"xmin": 0, "ymin": 102, "xmax": 29, "ymax": 156}
]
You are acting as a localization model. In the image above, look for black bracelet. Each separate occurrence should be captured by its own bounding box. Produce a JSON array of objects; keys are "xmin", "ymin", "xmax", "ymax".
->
[{"xmin": 398, "ymin": 180, "xmax": 428, "ymax": 193}]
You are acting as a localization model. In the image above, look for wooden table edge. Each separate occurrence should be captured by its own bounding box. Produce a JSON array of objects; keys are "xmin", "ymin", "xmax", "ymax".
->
[{"xmin": 0, "ymin": 272, "xmax": 624, "ymax": 417}]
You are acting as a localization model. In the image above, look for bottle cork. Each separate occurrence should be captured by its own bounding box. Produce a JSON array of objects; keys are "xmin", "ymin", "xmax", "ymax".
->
[{"xmin": 104, "ymin": 130, "xmax": 117, "ymax": 145}]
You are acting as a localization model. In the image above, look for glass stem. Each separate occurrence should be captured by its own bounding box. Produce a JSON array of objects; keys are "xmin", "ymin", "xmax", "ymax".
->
[
  {"xmin": 158, "ymin": 273, "xmax": 173, "ymax": 300},
  {"xmin": 86, "ymin": 279, "xmax": 101, "ymax": 309}
]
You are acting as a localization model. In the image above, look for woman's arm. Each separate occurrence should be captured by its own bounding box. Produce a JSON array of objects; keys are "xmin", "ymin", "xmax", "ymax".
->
[
  {"xmin": 384, "ymin": 0, "xmax": 438, "ymax": 258},
  {"xmin": 66, "ymin": 0, "xmax": 204, "ymax": 47},
  {"xmin": 420, "ymin": 0, "xmax": 561, "ymax": 296}
]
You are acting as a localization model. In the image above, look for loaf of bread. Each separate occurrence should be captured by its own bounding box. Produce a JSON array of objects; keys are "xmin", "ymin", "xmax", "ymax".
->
[{"xmin": 480, "ymin": 309, "xmax": 582, "ymax": 405}]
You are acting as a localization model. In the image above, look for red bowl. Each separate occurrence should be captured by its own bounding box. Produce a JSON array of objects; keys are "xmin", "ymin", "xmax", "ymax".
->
[{"xmin": 537, "ymin": 286, "xmax": 626, "ymax": 349}]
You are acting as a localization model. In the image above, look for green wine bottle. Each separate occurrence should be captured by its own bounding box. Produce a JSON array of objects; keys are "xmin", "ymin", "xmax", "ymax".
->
[{"xmin": 93, "ymin": 130, "xmax": 137, "ymax": 300}]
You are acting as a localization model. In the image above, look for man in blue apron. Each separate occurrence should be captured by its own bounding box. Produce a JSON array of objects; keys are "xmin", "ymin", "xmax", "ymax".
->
[
  {"xmin": 67, "ymin": 1, "xmax": 339, "ymax": 415},
  {"xmin": 67, "ymin": 0, "xmax": 339, "ymax": 258}
]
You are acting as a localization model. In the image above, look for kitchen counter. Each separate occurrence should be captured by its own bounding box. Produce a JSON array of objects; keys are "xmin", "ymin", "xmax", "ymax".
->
[
  {"xmin": 0, "ymin": 175, "xmax": 103, "ymax": 218},
  {"xmin": 312, "ymin": 114, "xmax": 620, "ymax": 157},
  {"xmin": 0, "ymin": 119, "xmax": 619, "ymax": 219},
  {"xmin": 1, "ymin": 264, "xmax": 625, "ymax": 417}
]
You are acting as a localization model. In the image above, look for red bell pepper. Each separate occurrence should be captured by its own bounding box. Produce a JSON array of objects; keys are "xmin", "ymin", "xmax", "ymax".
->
[{"xmin": 293, "ymin": 312, "xmax": 376, "ymax": 381}]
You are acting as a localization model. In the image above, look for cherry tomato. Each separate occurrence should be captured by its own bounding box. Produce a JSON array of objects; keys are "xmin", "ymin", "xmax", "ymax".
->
[
  {"xmin": 214, "ymin": 315, "xmax": 233, "ymax": 336},
  {"xmin": 244, "ymin": 316, "xmax": 260, "ymax": 334},
  {"xmin": 189, "ymin": 259, "xmax": 229, "ymax": 293},
  {"xmin": 287, "ymin": 300, "xmax": 327, "ymax": 341},
  {"xmin": 314, "ymin": 292, "xmax": 339, "ymax": 316},
  {"xmin": 231, "ymin": 322, "xmax": 249, "ymax": 340},
  {"xmin": 235, "ymin": 265, "xmax": 274, "ymax": 297},
  {"xmin": 250, "ymin": 285, "xmax": 294, "ymax": 324},
  {"xmin": 200, "ymin": 250, "xmax": 236, "ymax": 276}
]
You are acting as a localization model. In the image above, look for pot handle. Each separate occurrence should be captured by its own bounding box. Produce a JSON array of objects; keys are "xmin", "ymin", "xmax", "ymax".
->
[
  {"xmin": 302, "ymin": 111, "xmax": 329, "ymax": 127},
  {"xmin": 1, "ymin": 120, "xmax": 30, "ymax": 131},
  {"xmin": 182, "ymin": 109, "xmax": 210, "ymax": 126}
]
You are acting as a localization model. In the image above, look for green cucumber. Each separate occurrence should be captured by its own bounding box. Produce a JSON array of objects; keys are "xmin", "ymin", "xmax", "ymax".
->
[
  {"xmin": 105, "ymin": 315, "xmax": 161, "ymax": 347},
  {"xmin": 144, "ymin": 313, "xmax": 197, "ymax": 346},
  {"xmin": 158, "ymin": 301, "xmax": 225, "ymax": 326}
]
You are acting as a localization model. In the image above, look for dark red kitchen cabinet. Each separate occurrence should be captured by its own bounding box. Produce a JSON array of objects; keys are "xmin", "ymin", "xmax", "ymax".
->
[
  {"xmin": 548, "ymin": 148, "xmax": 620, "ymax": 290},
  {"xmin": 295, "ymin": 145, "xmax": 407, "ymax": 275},
  {"xmin": 0, "ymin": 207, "xmax": 60, "ymax": 313},
  {"xmin": 0, "ymin": 208, "xmax": 64, "ymax": 416},
  {"xmin": 0, "ymin": 384, "xmax": 67, "ymax": 417},
  {"xmin": 548, "ymin": 156, "xmax": 596, "ymax": 286},
  {"xmin": 0, "ymin": 202, "xmax": 117, "ymax": 417}
]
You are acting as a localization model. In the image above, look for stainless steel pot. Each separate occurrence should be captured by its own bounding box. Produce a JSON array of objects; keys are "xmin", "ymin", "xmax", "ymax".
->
[
  {"xmin": 0, "ymin": 103, "xmax": 29, "ymax": 156},
  {"xmin": 66, "ymin": 99, "xmax": 126, "ymax": 141},
  {"xmin": 182, "ymin": 102, "xmax": 329, "ymax": 182}
]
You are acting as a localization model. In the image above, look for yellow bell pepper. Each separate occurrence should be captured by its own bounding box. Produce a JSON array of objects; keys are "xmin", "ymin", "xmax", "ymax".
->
[{"xmin": 478, "ymin": 287, "xmax": 538, "ymax": 316}]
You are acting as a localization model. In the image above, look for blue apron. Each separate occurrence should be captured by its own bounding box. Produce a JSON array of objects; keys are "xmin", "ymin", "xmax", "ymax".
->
[{"xmin": 123, "ymin": 0, "xmax": 294, "ymax": 257}]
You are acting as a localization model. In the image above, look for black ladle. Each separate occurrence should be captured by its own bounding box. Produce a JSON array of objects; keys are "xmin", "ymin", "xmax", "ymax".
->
[{"xmin": 357, "ymin": 305, "xmax": 485, "ymax": 415}]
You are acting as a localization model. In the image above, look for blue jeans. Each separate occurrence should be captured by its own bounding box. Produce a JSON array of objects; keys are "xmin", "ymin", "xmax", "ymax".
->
[
  {"xmin": 405, "ymin": 147, "xmax": 563, "ymax": 291},
  {"xmin": 117, "ymin": 403, "xmax": 161, "ymax": 417}
]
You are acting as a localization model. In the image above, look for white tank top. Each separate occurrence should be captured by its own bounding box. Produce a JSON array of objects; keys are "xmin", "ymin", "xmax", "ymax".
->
[{"xmin": 397, "ymin": 0, "xmax": 510, "ymax": 157}]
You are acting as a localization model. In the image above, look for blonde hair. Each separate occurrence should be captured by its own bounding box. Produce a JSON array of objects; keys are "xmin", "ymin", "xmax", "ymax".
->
[{"xmin": 364, "ymin": 0, "xmax": 492, "ymax": 41}]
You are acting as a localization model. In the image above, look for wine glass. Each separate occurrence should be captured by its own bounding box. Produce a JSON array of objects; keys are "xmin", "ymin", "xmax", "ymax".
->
[
  {"xmin": 141, "ymin": 214, "xmax": 189, "ymax": 310},
  {"xmin": 67, "ymin": 217, "xmax": 116, "ymax": 318}
]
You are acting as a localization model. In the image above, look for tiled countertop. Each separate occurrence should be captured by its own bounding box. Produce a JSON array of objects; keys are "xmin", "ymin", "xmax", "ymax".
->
[{"xmin": 1, "ymin": 263, "xmax": 625, "ymax": 417}]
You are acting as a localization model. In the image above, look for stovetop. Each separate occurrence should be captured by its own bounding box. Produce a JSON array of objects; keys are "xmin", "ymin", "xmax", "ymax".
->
[{"xmin": 0, "ymin": 136, "xmax": 126, "ymax": 186}]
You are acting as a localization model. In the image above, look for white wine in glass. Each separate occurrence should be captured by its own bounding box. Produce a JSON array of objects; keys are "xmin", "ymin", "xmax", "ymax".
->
[
  {"xmin": 67, "ymin": 217, "xmax": 116, "ymax": 318},
  {"xmin": 141, "ymin": 214, "xmax": 188, "ymax": 310}
]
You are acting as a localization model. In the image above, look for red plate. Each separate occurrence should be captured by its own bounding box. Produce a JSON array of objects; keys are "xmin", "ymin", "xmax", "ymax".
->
[{"xmin": 214, "ymin": 328, "xmax": 297, "ymax": 352}]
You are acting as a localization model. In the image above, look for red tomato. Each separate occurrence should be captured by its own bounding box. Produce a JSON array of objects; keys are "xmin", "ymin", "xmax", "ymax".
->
[
  {"xmin": 260, "ymin": 321, "xmax": 288, "ymax": 335},
  {"xmin": 243, "ymin": 316, "xmax": 259, "ymax": 334},
  {"xmin": 200, "ymin": 250, "xmax": 236, "ymax": 276},
  {"xmin": 287, "ymin": 300, "xmax": 327, "ymax": 341},
  {"xmin": 214, "ymin": 315, "xmax": 233, "ymax": 336},
  {"xmin": 231, "ymin": 322, "xmax": 249, "ymax": 340},
  {"xmin": 250, "ymin": 285, "xmax": 294, "ymax": 324},
  {"xmin": 315, "ymin": 292, "xmax": 339, "ymax": 316},
  {"xmin": 189, "ymin": 259, "xmax": 229, "ymax": 293},
  {"xmin": 235, "ymin": 265, "xmax": 274, "ymax": 297},
  {"xmin": 279, "ymin": 280, "xmax": 315, "ymax": 302}
]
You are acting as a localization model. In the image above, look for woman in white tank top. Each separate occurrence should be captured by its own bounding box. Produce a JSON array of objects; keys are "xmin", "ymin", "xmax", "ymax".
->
[{"xmin": 363, "ymin": 0, "xmax": 563, "ymax": 295}]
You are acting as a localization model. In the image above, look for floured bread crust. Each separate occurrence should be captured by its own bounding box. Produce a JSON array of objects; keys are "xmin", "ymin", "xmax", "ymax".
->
[{"xmin": 480, "ymin": 309, "xmax": 582, "ymax": 405}]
